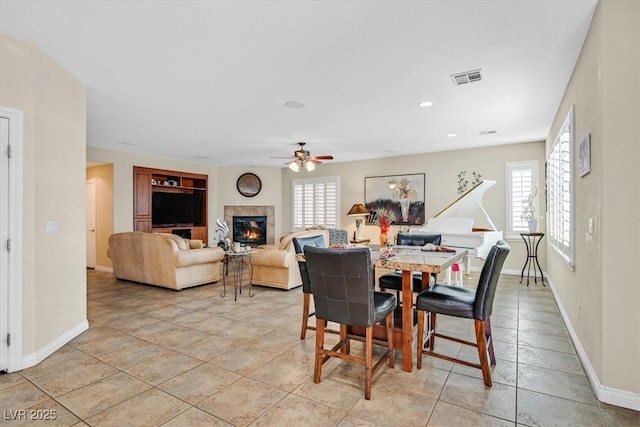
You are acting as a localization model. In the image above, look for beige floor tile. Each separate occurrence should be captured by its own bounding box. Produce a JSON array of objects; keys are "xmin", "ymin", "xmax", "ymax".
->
[
  {"xmin": 128, "ymin": 320, "xmax": 211, "ymax": 351},
  {"xmin": 175, "ymin": 334, "xmax": 243, "ymax": 361},
  {"xmin": 348, "ymin": 386, "xmax": 437, "ymax": 427},
  {"xmin": 161, "ymin": 407, "xmax": 233, "ymax": 426},
  {"xmin": 518, "ymin": 330, "xmax": 576, "ymax": 354},
  {"xmin": 157, "ymin": 363, "xmax": 241, "ymax": 404},
  {"xmin": 336, "ymin": 414, "xmax": 380, "ymax": 426},
  {"xmin": 98, "ymin": 340, "xmax": 172, "ymax": 370},
  {"xmin": 517, "ymin": 388, "xmax": 605, "ymax": 426},
  {"xmin": 55, "ymin": 372, "xmax": 151, "ymax": 419},
  {"xmin": 439, "ymin": 372, "xmax": 516, "ymax": 421},
  {"xmin": 246, "ymin": 353, "xmax": 314, "ymax": 392},
  {"xmin": 251, "ymin": 393, "xmax": 346, "ymax": 426},
  {"xmin": 518, "ymin": 344, "xmax": 585, "ymax": 375},
  {"xmin": 377, "ymin": 364, "xmax": 449, "ymax": 399},
  {"xmin": 124, "ymin": 350, "xmax": 202, "ymax": 385},
  {"xmin": 428, "ymin": 401, "xmax": 514, "ymax": 426},
  {"xmin": 517, "ymin": 364, "xmax": 597, "ymax": 405},
  {"xmin": 85, "ymin": 388, "xmax": 190, "ymax": 427},
  {"xmin": 0, "ymin": 371, "xmax": 28, "ymax": 391},
  {"xmin": 91, "ymin": 309, "xmax": 161, "ymax": 331},
  {"xmin": 599, "ymin": 405, "xmax": 640, "ymax": 427},
  {"xmin": 209, "ymin": 345, "xmax": 279, "ymax": 376},
  {"xmin": 15, "ymin": 398, "xmax": 81, "ymax": 426},
  {"xmin": 451, "ymin": 354, "xmax": 517, "ymax": 387},
  {"xmin": 27, "ymin": 356, "xmax": 118, "ymax": 397},
  {"xmin": 293, "ymin": 376, "xmax": 365, "ymax": 413},
  {"xmin": 2, "ymin": 380, "xmax": 51, "ymax": 411},
  {"xmin": 73, "ymin": 332, "xmax": 144, "ymax": 358},
  {"xmin": 197, "ymin": 377, "xmax": 287, "ymax": 427}
]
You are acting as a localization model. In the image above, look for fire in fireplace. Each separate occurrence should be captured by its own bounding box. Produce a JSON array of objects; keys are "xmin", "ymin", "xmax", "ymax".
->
[{"xmin": 232, "ymin": 216, "xmax": 267, "ymax": 246}]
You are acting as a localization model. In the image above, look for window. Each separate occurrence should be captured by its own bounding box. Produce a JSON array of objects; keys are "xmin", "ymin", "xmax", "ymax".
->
[
  {"xmin": 506, "ymin": 160, "xmax": 539, "ymax": 237},
  {"xmin": 291, "ymin": 176, "xmax": 340, "ymax": 231},
  {"xmin": 547, "ymin": 107, "xmax": 574, "ymax": 263}
]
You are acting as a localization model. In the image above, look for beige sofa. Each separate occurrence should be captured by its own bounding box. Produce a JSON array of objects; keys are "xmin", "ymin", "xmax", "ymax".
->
[
  {"xmin": 107, "ymin": 232, "xmax": 225, "ymax": 291},
  {"xmin": 251, "ymin": 229, "xmax": 350, "ymax": 290}
]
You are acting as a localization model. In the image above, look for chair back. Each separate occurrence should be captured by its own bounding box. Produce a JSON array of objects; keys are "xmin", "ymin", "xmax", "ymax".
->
[
  {"xmin": 473, "ymin": 240, "xmax": 510, "ymax": 320},
  {"xmin": 397, "ymin": 233, "xmax": 441, "ymax": 246},
  {"xmin": 304, "ymin": 246, "xmax": 375, "ymax": 327},
  {"xmin": 293, "ymin": 235, "xmax": 326, "ymax": 293}
]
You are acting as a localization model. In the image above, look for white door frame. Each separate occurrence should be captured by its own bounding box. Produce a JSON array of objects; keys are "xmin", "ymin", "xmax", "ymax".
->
[
  {"xmin": 1, "ymin": 106, "xmax": 24, "ymax": 373},
  {"xmin": 86, "ymin": 179, "xmax": 97, "ymax": 268}
]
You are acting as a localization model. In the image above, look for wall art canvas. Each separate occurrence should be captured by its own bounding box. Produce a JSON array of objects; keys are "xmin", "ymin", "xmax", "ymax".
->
[{"xmin": 364, "ymin": 173, "xmax": 425, "ymax": 225}]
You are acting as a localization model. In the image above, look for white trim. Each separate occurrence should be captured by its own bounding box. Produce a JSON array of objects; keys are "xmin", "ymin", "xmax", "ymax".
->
[
  {"xmin": 547, "ymin": 275, "xmax": 640, "ymax": 411},
  {"xmin": 21, "ymin": 320, "xmax": 89, "ymax": 370},
  {"xmin": 0, "ymin": 106, "xmax": 23, "ymax": 373}
]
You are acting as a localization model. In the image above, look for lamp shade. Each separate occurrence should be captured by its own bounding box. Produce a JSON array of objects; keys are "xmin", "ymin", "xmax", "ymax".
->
[{"xmin": 347, "ymin": 203, "xmax": 369, "ymax": 216}]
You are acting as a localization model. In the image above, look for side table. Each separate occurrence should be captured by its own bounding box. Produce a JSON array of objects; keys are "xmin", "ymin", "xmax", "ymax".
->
[
  {"xmin": 222, "ymin": 251, "xmax": 255, "ymax": 301},
  {"xmin": 520, "ymin": 232, "xmax": 545, "ymax": 286}
]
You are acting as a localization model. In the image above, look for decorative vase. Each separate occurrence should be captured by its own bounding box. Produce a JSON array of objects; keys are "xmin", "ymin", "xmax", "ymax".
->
[
  {"xmin": 379, "ymin": 227, "xmax": 389, "ymax": 248},
  {"xmin": 399, "ymin": 198, "xmax": 410, "ymax": 223},
  {"xmin": 527, "ymin": 220, "xmax": 538, "ymax": 233}
]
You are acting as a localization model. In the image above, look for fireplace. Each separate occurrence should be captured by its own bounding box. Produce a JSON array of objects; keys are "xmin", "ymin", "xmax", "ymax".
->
[{"xmin": 233, "ymin": 216, "xmax": 267, "ymax": 246}]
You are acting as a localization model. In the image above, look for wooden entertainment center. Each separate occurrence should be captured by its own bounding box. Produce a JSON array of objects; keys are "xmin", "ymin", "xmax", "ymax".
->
[{"xmin": 133, "ymin": 166, "xmax": 208, "ymax": 243}]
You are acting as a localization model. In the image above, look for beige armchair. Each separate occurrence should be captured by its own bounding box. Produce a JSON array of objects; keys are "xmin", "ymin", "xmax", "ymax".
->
[
  {"xmin": 251, "ymin": 229, "xmax": 331, "ymax": 290},
  {"xmin": 107, "ymin": 232, "xmax": 225, "ymax": 291}
]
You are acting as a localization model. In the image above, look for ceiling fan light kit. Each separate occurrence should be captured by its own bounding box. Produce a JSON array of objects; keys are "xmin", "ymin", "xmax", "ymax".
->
[{"xmin": 276, "ymin": 142, "xmax": 333, "ymax": 172}]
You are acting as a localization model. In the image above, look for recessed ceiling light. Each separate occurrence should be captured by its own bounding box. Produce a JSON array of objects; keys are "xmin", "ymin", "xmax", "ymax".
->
[
  {"xmin": 447, "ymin": 133, "xmax": 457, "ymax": 138},
  {"xmin": 285, "ymin": 101, "xmax": 305, "ymax": 109},
  {"xmin": 418, "ymin": 101, "xmax": 433, "ymax": 107},
  {"xmin": 479, "ymin": 130, "xmax": 497, "ymax": 135}
]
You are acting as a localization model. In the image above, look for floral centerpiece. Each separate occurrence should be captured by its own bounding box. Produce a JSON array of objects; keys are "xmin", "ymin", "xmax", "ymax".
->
[
  {"xmin": 521, "ymin": 186, "xmax": 538, "ymax": 232},
  {"xmin": 374, "ymin": 208, "xmax": 397, "ymax": 248}
]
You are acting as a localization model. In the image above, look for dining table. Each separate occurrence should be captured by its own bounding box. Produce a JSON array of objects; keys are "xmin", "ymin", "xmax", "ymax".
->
[
  {"xmin": 371, "ymin": 246, "xmax": 468, "ymax": 372},
  {"xmin": 298, "ymin": 245, "xmax": 468, "ymax": 372}
]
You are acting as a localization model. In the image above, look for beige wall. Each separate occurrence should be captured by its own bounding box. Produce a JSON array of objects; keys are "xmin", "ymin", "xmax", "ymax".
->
[
  {"xmin": 0, "ymin": 34, "xmax": 87, "ymax": 356},
  {"xmin": 545, "ymin": 0, "xmax": 639, "ymax": 402},
  {"xmin": 86, "ymin": 164, "xmax": 114, "ymax": 269},
  {"xmin": 281, "ymin": 141, "xmax": 547, "ymax": 274}
]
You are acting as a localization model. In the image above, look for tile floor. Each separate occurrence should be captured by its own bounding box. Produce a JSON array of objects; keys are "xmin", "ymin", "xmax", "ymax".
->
[{"xmin": 2, "ymin": 269, "xmax": 638, "ymax": 426}]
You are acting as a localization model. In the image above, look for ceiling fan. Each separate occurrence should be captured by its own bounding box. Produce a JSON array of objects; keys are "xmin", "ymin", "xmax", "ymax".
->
[{"xmin": 272, "ymin": 142, "xmax": 334, "ymax": 171}]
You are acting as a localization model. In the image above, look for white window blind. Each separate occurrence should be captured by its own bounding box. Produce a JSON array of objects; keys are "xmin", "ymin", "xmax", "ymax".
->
[
  {"xmin": 548, "ymin": 107, "xmax": 574, "ymax": 262},
  {"xmin": 291, "ymin": 176, "xmax": 340, "ymax": 231},
  {"xmin": 506, "ymin": 161, "xmax": 538, "ymax": 237}
]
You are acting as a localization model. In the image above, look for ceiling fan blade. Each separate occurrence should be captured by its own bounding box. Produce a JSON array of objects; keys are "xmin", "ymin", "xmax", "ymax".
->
[
  {"xmin": 310, "ymin": 155, "xmax": 334, "ymax": 160},
  {"xmin": 270, "ymin": 156, "xmax": 296, "ymax": 159}
]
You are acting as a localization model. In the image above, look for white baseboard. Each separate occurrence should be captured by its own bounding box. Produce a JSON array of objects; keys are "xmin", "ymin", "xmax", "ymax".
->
[
  {"xmin": 20, "ymin": 319, "xmax": 89, "ymax": 371},
  {"xmin": 94, "ymin": 265, "xmax": 113, "ymax": 273},
  {"xmin": 547, "ymin": 276, "xmax": 640, "ymax": 411}
]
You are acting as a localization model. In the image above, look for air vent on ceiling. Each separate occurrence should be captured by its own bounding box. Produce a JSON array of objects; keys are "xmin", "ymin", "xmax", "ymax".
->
[{"xmin": 451, "ymin": 69, "xmax": 483, "ymax": 86}]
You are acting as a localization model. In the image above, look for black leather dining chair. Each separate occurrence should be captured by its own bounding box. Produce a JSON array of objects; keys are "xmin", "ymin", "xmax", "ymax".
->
[
  {"xmin": 304, "ymin": 245, "xmax": 396, "ymax": 400},
  {"xmin": 293, "ymin": 235, "xmax": 326, "ymax": 339},
  {"xmin": 415, "ymin": 240, "xmax": 510, "ymax": 387},
  {"xmin": 378, "ymin": 233, "xmax": 442, "ymax": 303}
]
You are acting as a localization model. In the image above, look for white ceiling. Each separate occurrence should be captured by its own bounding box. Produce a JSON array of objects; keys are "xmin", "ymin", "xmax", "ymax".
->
[{"xmin": 1, "ymin": 0, "xmax": 598, "ymax": 168}]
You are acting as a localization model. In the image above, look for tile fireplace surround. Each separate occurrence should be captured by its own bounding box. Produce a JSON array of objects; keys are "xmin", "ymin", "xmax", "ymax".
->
[{"xmin": 223, "ymin": 205, "xmax": 275, "ymax": 245}]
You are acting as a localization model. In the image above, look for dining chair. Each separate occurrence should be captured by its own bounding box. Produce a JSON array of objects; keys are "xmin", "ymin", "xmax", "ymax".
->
[
  {"xmin": 304, "ymin": 245, "xmax": 396, "ymax": 400},
  {"xmin": 293, "ymin": 235, "xmax": 326, "ymax": 339},
  {"xmin": 415, "ymin": 240, "xmax": 510, "ymax": 387}
]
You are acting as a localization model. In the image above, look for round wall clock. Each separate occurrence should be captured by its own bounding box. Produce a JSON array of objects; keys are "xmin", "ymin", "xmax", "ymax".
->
[{"xmin": 236, "ymin": 172, "xmax": 262, "ymax": 197}]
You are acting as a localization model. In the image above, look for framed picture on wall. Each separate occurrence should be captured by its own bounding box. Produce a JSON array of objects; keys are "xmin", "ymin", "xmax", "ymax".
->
[
  {"xmin": 364, "ymin": 173, "xmax": 425, "ymax": 225},
  {"xmin": 578, "ymin": 133, "xmax": 591, "ymax": 177}
]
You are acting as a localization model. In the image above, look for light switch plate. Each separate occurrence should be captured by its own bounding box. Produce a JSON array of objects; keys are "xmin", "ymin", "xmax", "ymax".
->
[{"xmin": 46, "ymin": 221, "xmax": 58, "ymax": 234}]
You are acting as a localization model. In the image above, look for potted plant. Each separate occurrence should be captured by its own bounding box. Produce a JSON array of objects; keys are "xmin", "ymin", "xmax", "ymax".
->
[{"xmin": 522, "ymin": 186, "xmax": 538, "ymax": 232}]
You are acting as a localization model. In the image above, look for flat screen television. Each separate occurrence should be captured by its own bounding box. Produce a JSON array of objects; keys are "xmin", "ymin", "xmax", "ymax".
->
[{"xmin": 152, "ymin": 192, "xmax": 202, "ymax": 226}]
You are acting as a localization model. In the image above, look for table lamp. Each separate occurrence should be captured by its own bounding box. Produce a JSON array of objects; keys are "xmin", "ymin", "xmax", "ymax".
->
[{"xmin": 347, "ymin": 203, "xmax": 369, "ymax": 241}]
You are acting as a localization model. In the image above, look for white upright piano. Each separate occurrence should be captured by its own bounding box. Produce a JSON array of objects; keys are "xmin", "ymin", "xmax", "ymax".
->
[{"xmin": 411, "ymin": 180, "xmax": 503, "ymax": 265}]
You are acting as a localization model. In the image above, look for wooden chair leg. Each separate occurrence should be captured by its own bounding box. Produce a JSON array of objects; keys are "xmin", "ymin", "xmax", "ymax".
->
[
  {"xmin": 386, "ymin": 312, "xmax": 394, "ymax": 368},
  {"xmin": 429, "ymin": 312, "xmax": 437, "ymax": 350},
  {"xmin": 475, "ymin": 319, "xmax": 492, "ymax": 387},
  {"xmin": 314, "ymin": 319, "xmax": 325, "ymax": 384},
  {"xmin": 301, "ymin": 292, "xmax": 311, "ymax": 339},
  {"xmin": 485, "ymin": 317, "xmax": 496, "ymax": 365},
  {"xmin": 364, "ymin": 325, "xmax": 373, "ymax": 400},
  {"xmin": 340, "ymin": 324, "xmax": 349, "ymax": 354},
  {"xmin": 416, "ymin": 308, "xmax": 424, "ymax": 369}
]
